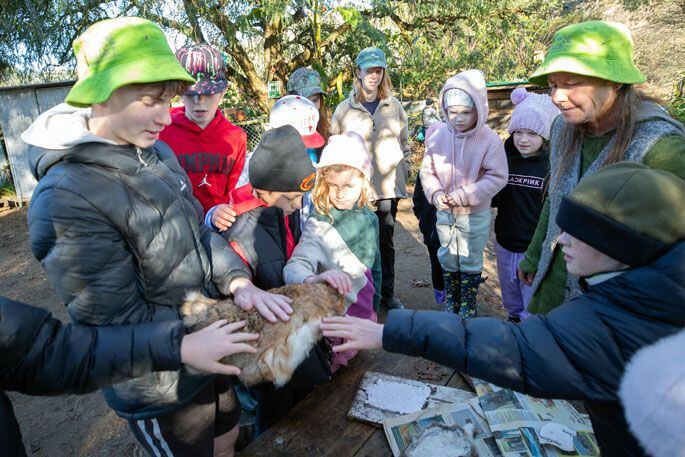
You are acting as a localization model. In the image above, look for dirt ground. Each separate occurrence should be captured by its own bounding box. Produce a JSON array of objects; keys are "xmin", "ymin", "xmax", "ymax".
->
[{"xmin": 0, "ymin": 198, "xmax": 505, "ymax": 456}]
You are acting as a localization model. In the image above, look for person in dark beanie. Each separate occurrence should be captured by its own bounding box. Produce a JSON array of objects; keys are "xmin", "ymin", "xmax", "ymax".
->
[
  {"xmin": 212, "ymin": 125, "xmax": 332, "ymax": 434},
  {"xmin": 322, "ymin": 162, "xmax": 685, "ymax": 456}
]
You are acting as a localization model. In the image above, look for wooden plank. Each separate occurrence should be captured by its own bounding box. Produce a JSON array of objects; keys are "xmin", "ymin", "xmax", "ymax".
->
[
  {"xmin": 0, "ymin": 89, "xmax": 41, "ymax": 201},
  {"xmin": 239, "ymin": 350, "xmax": 455, "ymax": 457},
  {"xmin": 35, "ymin": 86, "xmax": 71, "ymax": 112}
]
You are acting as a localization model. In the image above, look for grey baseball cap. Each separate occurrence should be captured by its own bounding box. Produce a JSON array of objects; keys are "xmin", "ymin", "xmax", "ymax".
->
[{"xmin": 287, "ymin": 67, "xmax": 326, "ymax": 98}]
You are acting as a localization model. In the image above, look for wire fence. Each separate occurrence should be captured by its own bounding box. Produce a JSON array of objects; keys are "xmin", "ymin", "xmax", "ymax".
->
[{"xmin": 234, "ymin": 116, "xmax": 268, "ymax": 153}]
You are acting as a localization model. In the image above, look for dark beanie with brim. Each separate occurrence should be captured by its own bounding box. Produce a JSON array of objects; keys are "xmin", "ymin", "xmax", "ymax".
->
[
  {"xmin": 556, "ymin": 162, "xmax": 685, "ymax": 266},
  {"xmin": 249, "ymin": 125, "xmax": 316, "ymax": 192}
]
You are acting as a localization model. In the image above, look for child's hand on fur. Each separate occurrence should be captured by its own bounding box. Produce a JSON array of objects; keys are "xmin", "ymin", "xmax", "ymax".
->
[
  {"xmin": 321, "ymin": 316, "xmax": 384, "ymax": 351},
  {"xmin": 211, "ymin": 204, "xmax": 237, "ymax": 231},
  {"xmin": 231, "ymin": 278, "xmax": 294, "ymax": 323},
  {"xmin": 305, "ymin": 270, "xmax": 352, "ymax": 296},
  {"xmin": 433, "ymin": 193, "xmax": 451, "ymax": 211},
  {"xmin": 181, "ymin": 320, "xmax": 259, "ymax": 375}
]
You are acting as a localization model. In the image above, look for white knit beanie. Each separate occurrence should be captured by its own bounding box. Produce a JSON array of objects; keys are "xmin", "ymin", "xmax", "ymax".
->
[
  {"xmin": 316, "ymin": 132, "xmax": 372, "ymax": 179},
  {"xmin": 507, "ymin": 87, "xmax": 560, "ymax": 140},
  {"xmin": 619, "ymin": 329, "xmax": 685, "ymax": 457}
]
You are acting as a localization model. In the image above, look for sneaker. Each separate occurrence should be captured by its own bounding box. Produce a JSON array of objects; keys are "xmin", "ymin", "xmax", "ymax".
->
[{"xmin": 382, "ymin": 296, "xmax": 405, "ymax": 310}]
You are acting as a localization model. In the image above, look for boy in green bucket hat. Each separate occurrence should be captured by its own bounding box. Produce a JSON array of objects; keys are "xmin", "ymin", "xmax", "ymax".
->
[{"xmin": 22, "ymin": 16, "xmax": 295, "ymax": 457}]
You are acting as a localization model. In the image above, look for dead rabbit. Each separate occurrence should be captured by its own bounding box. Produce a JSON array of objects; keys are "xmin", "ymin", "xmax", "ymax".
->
[{"xmin": 182, "ymin": 283, "xmax": 344, "ymax": 387}]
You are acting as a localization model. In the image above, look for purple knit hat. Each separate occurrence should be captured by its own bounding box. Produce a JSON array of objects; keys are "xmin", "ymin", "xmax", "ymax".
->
[
  {"xmin": 507, "ymin": 87, "xmax": 560, "ymax": 140},
  {"xmin": 175, "ymin": 44, "xmax": 228, "ymax": 95}
]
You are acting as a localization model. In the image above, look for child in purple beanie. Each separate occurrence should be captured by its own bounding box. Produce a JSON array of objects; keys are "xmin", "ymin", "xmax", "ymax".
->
[{"xmin": 491, "ymin": 87, "xmax": 559, "ymax": 321}]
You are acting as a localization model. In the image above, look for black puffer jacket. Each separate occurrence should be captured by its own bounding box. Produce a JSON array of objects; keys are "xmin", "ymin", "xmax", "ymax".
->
[
  {"xmin": 224, "ymin": 204, "xmax": 301, "ymax": 290},
  {"xmin": 0, "ymin": 296, "xmax": 184, "ymax": 457},
  {"xmin": 23, "ymin": 105, "xmax": 250, "ymax": 418},
  {"xmin": 383, "ymin": 242, "xmax": 685, "ymax": 457}
]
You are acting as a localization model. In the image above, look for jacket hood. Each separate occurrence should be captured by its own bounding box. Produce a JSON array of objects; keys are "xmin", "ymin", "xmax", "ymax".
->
[
  {"xmin": 590, "ymin": 242, "xmax": 685, "ymax": 324},
  {"xmin": 636, "ymin": 101, "xmax": 685, "ymax": 135},
  {"xmin": 438, "ymin": 70, "xmax": 489, "ymax": 137},
  {"xmin": 22, "ymin": 104, "xmax": 154, "ymax": 180},
  {"xmin": 168, "ymin": 106, "xmax": 230, "ymax": 136},
  {"xmin": 21, "ymin": 103, "xmax": 117, "ymax": 150}
]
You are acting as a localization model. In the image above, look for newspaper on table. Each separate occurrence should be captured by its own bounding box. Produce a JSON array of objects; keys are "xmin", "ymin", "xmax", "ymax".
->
[
  {"xmin": 347, "ymin": 371, "xmax": 475, "ymax": 426},
  {"xmin": 470, "ymin": 377, "xmax": 600, "ymax": 457},
  {"xmin": 383, "ymin": 397, "xmax": 503, "ymax": 457}
]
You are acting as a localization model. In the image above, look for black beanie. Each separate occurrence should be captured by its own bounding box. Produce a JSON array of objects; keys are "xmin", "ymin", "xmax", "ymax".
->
[
  {"xmin": 556, "ymin": 162, "xmax": 685, "ymax": 266},
  {"xmin": 248, "ymin": 125, "xmax": 316, "ymax": 192}
]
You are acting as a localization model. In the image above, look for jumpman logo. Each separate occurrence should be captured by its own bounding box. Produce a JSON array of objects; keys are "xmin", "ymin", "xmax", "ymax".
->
[{"xmin": 198, "ymin": 174, "xmax": 212, "ymax": 187}]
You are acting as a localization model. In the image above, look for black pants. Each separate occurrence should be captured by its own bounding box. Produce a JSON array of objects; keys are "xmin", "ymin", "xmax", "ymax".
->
[
  {"xmin": 1, "ymin": 391, "xmax": 27, "ymax": 457},
  {"xmin": 375, "ymin": 198, "xmax": 399, "ymax": 301},
  {"xmin": 427, "ymin": 243, "xmax": 445, "ymax": 291}
]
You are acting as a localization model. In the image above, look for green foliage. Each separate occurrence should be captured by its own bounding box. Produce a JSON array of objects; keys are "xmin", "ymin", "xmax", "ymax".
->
[
  {"xmin": 0, "ymin": 181, "xmax": 15, "ymax": 198},
  {"xmin": 0, "ymin": 0, "xmax": 580, "ymax": 112},
  {"xmin": 670, "ymin": 77, "xmax": 685, "ymax": 124}
]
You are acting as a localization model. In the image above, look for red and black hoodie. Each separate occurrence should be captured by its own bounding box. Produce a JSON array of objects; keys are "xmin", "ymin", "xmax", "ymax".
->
[{"xmin": 160, "ymin": 107, "xmax": 246, "ymax": 213}]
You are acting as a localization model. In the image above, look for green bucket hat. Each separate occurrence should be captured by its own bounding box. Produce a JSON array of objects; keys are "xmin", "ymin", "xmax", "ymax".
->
[
  {"xmin": 356, "ymin": 47, "xmax": 387, "ymax": 70},
  {"xmin": 528, "ymin": 21, "xmax": 646, "ymax": 87},
  {"xmin": 287, "ymin": 67, "xmax": 326, "ymax": 98},
  {"xmin": 66, "ymin": 17, "xmax": 196, "ymax": 107}
]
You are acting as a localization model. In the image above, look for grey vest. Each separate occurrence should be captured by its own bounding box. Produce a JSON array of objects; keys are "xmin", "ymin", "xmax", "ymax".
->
[{"xmin": 532, "ymin": 103, "xmax": 685, "ymax": 302}]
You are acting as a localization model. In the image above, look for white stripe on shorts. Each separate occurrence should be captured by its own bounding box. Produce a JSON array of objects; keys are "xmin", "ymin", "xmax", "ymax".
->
[
  {"xmin": 136, "ymin": 420, "xmax": 162, "ymax": 457},
  {"xmin": 151, "ymin": 418, "xmax": 174, "ymax": 457}
]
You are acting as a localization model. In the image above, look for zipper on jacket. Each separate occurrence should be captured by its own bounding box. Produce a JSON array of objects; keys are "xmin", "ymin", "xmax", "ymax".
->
[{"xmin": 136, "ymin": 147, "xmax": 148, "ymax": 167}]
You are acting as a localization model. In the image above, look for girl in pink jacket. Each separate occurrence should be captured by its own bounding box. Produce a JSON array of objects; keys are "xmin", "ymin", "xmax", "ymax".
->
[{"xmin": 420, "ymin": 70, "xmax": 507, "ymax": 318}]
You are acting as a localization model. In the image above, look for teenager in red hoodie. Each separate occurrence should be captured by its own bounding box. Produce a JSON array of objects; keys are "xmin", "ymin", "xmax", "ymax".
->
[{"xmin": 160, "ymin": 44, "xmax": 247, "ymax": 213}]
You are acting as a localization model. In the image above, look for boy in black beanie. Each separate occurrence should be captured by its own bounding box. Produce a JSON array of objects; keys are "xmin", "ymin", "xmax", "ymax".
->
[{"xmin": 216, "ymin": 125, "xmax": 331, "ymax": 434}]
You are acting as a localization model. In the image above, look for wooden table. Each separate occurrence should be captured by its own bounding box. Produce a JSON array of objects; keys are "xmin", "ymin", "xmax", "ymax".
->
[{"xmin": 239, "ymin": 348, "xmax": 472, "ymax": 456}]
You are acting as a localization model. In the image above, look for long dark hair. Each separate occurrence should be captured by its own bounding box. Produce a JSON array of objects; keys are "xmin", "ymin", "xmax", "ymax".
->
[{"xmin": 551, "ymin": 85, "xmax": 664, "ymax": 189}]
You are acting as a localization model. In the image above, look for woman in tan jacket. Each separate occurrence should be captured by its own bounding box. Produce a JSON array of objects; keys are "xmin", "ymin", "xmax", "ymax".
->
[{"xmin": 331, "ymin": 47, "xmax": 410, "ymax": 310}]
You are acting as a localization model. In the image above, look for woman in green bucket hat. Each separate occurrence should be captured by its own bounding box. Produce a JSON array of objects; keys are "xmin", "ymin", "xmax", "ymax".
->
[{"xmin": 517, "ymin": 20, "xmax": 685, "ymax": 315}]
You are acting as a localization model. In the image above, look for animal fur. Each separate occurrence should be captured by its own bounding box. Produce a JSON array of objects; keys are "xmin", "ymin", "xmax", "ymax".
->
[{"xmin": 181, "ymin": 283, "xmax": 345, "ymax": 387}]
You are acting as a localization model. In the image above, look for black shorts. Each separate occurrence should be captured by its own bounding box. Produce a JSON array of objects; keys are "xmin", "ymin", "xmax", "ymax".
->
[{"xmin": 129, "ymin": 377, "xmax": 240, "ymax": 457}]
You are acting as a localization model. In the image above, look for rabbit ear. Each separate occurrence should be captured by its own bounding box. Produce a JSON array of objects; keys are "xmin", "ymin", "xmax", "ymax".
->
[{"xmin": 181, "ymin": 291, "xmax": 216, "ymax": 316}]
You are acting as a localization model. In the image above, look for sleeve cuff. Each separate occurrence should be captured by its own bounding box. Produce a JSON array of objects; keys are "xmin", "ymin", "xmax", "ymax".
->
[{"xmin": 204, "ymin": 206, "xmax": 218, "ymax": 231}]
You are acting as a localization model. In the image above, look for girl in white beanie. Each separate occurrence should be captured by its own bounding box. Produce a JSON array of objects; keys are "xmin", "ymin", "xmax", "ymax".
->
[{"xmin": 284, "ymin": 132, "xmax": 381, "ymax": 371}]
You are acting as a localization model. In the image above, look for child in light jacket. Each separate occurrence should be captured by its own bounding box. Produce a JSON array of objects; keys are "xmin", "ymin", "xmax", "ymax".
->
[
  {"xmin": 420, "ymin": 69, "xmax": 508, "ymax": 318},
  {"xmin": 284, "ymin": 132, "xmax": 381, "ymax": 372}
]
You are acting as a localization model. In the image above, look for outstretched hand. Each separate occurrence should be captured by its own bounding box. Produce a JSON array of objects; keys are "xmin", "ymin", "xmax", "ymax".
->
[
  {"xmin": 320, "ymin": 316, "xmax": 384, "ymax": 352},
  {"xmin": 305, "ymin": 270, "xmax": 352, "ymax": 296},
  {"xmin": 181, "ymin": 320, "xmax": 259, "ymax": 375}
]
